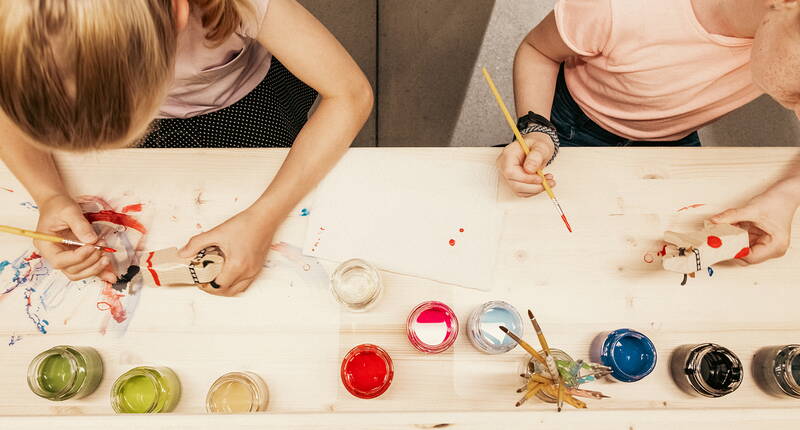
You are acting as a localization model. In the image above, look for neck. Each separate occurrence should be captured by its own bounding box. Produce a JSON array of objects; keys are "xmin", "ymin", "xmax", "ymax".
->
[{"xmin": 692, "ymin": 0, "xmax": 766, "ymax": 37}]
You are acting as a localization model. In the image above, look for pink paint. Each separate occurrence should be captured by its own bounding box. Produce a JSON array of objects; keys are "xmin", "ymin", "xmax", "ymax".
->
[
  {"xmin": 121, "ymin": 203, "xmax": 143, "ymax": 213},
  {"xmin": 406, "ymin": 301, "xmax": 459, "ymax": 353}
]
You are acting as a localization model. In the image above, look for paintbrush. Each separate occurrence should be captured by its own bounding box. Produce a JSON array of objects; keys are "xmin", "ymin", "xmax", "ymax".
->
[
  {"xmin": 516, "ymin": 383, "xmax": 544, "ymax": 407},
  {"xmin": 527, "ymin": 309, "xmax": 564, "ymax": 411},
  {"xmin": 481, "ymin": 67, "xmax": 573, "ymax": 233},
  {"xmin": 567, "ymin": 387, "xmax": 610, "ymax": 400},
  {"xmin": 499, "ymin": 325, "xmax": 547, "ymax": 366},
  {"xmin": 0, "ymin": 225, "xmax": 116, "ymax": 253}
]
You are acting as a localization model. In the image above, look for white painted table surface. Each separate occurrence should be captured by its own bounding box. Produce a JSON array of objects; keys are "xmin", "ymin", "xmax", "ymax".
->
[{"xmin": 1, "ymin": 147, "xmax": 799, "ymax": 430}]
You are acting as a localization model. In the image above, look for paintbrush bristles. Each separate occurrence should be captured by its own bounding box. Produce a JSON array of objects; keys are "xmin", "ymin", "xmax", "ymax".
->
[{"xmin": 499, "ymin": 325, "xmax": 547, "ymax": 366}]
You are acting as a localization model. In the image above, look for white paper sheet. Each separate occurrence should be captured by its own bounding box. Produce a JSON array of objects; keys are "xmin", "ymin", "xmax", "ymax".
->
[{"xmin": 302, "ymin": 150, "xmax": 501, "ymax": 291}]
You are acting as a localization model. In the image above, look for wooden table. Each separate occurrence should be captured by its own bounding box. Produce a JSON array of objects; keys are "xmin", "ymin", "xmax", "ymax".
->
[{"xmin": 1, "ymin": 148, "xmax": 799, "ymax": 429}]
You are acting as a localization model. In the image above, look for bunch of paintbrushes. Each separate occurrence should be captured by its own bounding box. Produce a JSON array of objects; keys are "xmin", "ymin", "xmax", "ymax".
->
[{"xmin": 500, "ymin": 309, "xmax": 610, "ymax": 410}]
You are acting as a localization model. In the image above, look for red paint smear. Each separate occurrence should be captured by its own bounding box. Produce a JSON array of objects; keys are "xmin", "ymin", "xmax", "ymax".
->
[
  {"xmin": 735, "ymin": 247, "xmax": 750, "ymax": 259},
  {"xmin": 145, "ymin": 251, "xmax": 161, "ymax": 286},
  {"xmin": 449, "ymin": 239, "xmax": 456, "ymax": 246},
  {"xmin": 657, "ymin": 244, "xmax": 667, "ymax": 256},
  {"xmin": 341, "ymin": 348, "xmax": 392, "ymax": 399},
  {"xmin": 84, "ymin": 210, "xmax": 146, "ymax": 234},
  {"xmin": 102, "ymin": 247, "xmax": 117, "ymax": 253},
  {"xmin": 643, "ymin": 253, "xmax": 655, "ymax": 264},
  {"xmin": 707, "ymin": 235, "xmax": 722, "ymax": 248},
  {"xmin": 97, "ymin": 283, "xmax": 127, "ymax": 323},
  {"xmin": 121, "ymin": 203, "xmax": 143, "ymax": 213},
  {"xmin": 0, "ymin": 187, "xmax": 14, "ymax": 193},
  {"xmin": 562, "ymin": 215, "xmax": 573, "ymax": 233},
  {"xmin": 25, "ymin": 252, "xmax": 41, "ymax": 261},
  {"xmin": 677, "ymin": 204, "xmax": 706, "ymax": 212},
  {"xmin": 459, "ymin": 228, "xmax": 464, "ymax": 233}
]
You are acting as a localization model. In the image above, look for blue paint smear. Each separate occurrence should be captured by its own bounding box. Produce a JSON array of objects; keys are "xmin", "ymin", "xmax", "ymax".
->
[
  {"xmin": 300, "ymin": 208, "xmax": 310, "ymax": 217},
  {"xmin": 0, "ymin": 260, "xmax": 9, "ymax": 274},
  {"xmin": 708, "ymin": 267, "xmax": 714, "ymax": 277},
  {"xmin": 19, "ymin": 202, "xmax": 39, "ymax": 210}
]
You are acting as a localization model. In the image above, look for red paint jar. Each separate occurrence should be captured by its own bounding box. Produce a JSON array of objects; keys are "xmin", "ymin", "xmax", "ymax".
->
[
  {"xmin": 340, "ymin": 344, "xmax": 394, "ymax": 399},
  {"xmin": 406, "ymin": 301, "xmax": 459, "ymax": 353}
]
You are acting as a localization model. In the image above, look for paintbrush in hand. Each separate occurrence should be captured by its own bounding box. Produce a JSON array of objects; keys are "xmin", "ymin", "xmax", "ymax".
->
[{"xmin": 0, "ymin": 225, "xmax": 116, "ymax": 253}]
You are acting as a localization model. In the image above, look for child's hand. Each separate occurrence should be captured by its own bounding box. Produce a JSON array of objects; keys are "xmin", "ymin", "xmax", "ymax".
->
[
  {"xmin": 497, "ymin": 133, "xmax": 556, "ymax": 197},
  {"xmin": 35, "ymin": 194, "xmax": 116, "ymax": 283},
  {"xmin": 179, "ymin": 208, "xmax": 274, "ymax": 297},
  {"xmin": 711, "ymin": 188, "xmax": 797, "ymax": 264}
]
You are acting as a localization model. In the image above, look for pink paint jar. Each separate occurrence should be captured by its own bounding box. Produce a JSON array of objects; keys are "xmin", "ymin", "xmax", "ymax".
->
[{"xmin": 406, "ymin": 301, "xmax": 459, "ymax": 354}]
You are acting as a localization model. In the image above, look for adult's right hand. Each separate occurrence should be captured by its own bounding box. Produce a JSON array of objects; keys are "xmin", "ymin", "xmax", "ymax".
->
[{"xmin": 34, "ymin": 194, "xmax": 116, "ymax": 283}]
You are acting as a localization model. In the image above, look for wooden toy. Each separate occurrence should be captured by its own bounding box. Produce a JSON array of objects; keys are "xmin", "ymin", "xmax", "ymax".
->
[
  {"xmin": 661, "ymin": 221, "xmax": 750, "ymax": 276},
  {"xmin": 139, "ymin": 246, "xmax": 224, "ymax": 287}
]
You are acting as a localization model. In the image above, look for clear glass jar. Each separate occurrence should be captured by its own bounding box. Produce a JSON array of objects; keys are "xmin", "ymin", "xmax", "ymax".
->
[
  {"xmin": 670, "ymin": 343, "xmax": 743, "ymax": 398},
  {"xmin": 522, "ymin": 348, "xmax": 576, "ymax": 403},
  {"xmin": 467, "ymin": 301, "xmax": 523, "ymax": 354},
  {"xmin": 753, "ymin": 344, "xmax": 800, "ymax": 399},
  {"xmin": 330, "ymin": 259, "xmax": 383, "ymax": 312},
  {"xmin": 206, "ymin": 371, "xmax": 269, "ymax": 413},
  {"xmin": 27, "ymin": 345, "xmax": 103, "ymax": 401},
  {"xmin": 111, "ymin": 366, "xmax": 181, "ymax": 413},
  {"xmin": 406, "ymin": 301, "xmax": 459, "ymax": 353}
]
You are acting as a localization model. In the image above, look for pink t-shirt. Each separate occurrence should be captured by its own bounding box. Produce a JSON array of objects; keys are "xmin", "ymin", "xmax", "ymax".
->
[
  {"xmin": 553, "ymin": 0, "xmax": 763, "ymax": 141},
  {"xmin": 159, "ymin": 0, "xmax": 272, "ymax": 118}
]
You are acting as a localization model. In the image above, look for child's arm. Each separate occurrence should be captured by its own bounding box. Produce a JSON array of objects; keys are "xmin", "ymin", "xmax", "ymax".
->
[
  {"xmin": 179, "ymin": 0, "xmax": 373, "ymax": 296},
  {"xmin": 499, "ymin": 11, "xmax": 575, "ymax": 198},
  {"xmin": 711, "ymin": 173, "xmax": 800, "ymax": 264},
  {"xmin": 0, "ymin": 116, "xmax": 115, "ymax": 282}
]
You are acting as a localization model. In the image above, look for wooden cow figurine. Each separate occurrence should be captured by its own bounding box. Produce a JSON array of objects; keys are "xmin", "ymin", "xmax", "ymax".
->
[
  {"xmin": 139, "ymin": 247, "xmax": 224, "ymax": 287},
  {"xmin": 661, "ymin": 221, "xmax": 750, "ymax": 275}
]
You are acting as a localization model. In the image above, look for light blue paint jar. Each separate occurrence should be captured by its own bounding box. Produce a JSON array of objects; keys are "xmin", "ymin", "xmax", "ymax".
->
[
  {"xmin": 467, "ymin": 301, "xmax": 523, "ymax": 354},
  {"xmin": 592, "ymin": 328, "xmax": 657, "ymax": 382}
]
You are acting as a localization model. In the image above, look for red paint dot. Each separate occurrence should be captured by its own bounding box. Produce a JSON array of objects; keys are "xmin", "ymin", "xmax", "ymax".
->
[
  {"xmin": 459, "ymin": 228, "xmax": 464, "ymax": 233},
  {"xmin": 449, "ymin": 239, "xmax": 456, "ymax": 246},
  {"xmin": 735, "ymin": 247, "xmax": 750, "ymax": 259},
  {"xmin": 657, "ymin": 244, "xmax": 667, "ymax": 256},
  {"xmin": 707, "ymin": 235, "xmax": 722, "ymax": 248}
]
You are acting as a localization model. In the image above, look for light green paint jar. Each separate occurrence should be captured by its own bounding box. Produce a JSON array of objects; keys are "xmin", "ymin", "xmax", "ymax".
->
[
  {"xmin": 111, "ymin": 366, "xmax": 181, "ymax": 413},
  {"xmin": 27, "ymin": 345, "xmax": 104, "ymax": 401}
]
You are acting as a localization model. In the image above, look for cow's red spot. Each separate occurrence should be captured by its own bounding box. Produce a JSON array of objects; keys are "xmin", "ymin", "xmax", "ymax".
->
[
  {"xmin": 735, "ymin": 247, "xmax": 750, "ymax": 259},
  {"xmin": 707, "ymin": 236, "xmax": 722, "ymax": 248}
]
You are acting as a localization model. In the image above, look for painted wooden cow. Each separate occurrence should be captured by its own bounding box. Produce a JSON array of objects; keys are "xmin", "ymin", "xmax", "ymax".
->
[
  {"xmin": 661, "ymin": 221, "xmax": 750, "ymax": 275},
  {"xmin": 139, "ymin": 246, "xmax": 224, "ymax": 287}
]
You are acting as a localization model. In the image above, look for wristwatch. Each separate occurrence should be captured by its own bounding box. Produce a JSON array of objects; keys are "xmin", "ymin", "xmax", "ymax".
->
[{"xmin": 514, "ymin": 111, "xmax": 560, "ymax": 165}]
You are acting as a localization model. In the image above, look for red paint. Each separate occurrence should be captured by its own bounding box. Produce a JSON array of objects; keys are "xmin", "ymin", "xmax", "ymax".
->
[
  {"xmin": 84, "ymin": 210, "xmax": 147, "ymax": 234},
  {"xmin": 145, "ymin": 251, "xmax": 161, "ymax": 286},
  {"xmin": 677, "ymin": 204, "xmax": 706, "ymax": 212},
  {"xmin": 340, "ymin": 344, "xmax": 393, "ymax": 399},
  {"xmin": 449, "ymin": 239, "xmax": 456, "ymax": 246},
  {"xmin": 459, "ymin": 228, "xmax": 464, "ymax": 233},
  {"xmin": 0, "ymin": 187, "xmax": 14, "ymax": 193},
  {"xmin": 121, "ymin": 203, "xmax": 143, "ymax": 213},
  {"xmin": 102, "ymin": 247, "xmax": 117, "ymax": 253},
  {"xmin": 735, "ymin": 247, "xmax": 750, "ymax": 259},
  {"xmin": 24, "ymin": 252, "xmax": 41, "ymax": 261},
  {"xmin": 707, "ymin": 235, "xmax": 722, "ymax": 248},
  {"xmin": 97, "ymin": 282, "xmax": 127, "ymax": 323},
  {"xmin": 657, "ymin": 244, "xmax": 667, "ymax": 256},
  {"xmin": 561, "ymin": 215, "xmax": 573, "ymax": 233},
  {"xmin": 643, "ymin": 253, "xmax": 655, "ymax": 264}
]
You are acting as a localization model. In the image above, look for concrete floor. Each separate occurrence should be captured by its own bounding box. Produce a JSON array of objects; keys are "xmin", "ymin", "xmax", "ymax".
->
[{"xmin": 300, "ymin": 0, "xmax": 800, "ymax": 147}]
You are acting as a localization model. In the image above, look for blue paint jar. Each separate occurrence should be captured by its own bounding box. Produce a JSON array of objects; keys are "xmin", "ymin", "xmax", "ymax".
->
[
  {"xmin": 593, "ymin": 329, "xmax": 657, "ymax": 382},
  {"xmin": 466, "ymin": 301, "xmax": 523, "ymax": 354}
]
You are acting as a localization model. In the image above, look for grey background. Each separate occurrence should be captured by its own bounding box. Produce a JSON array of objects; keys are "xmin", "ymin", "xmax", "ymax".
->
[{"xmin": 300, "ymin": 0, "xmax": 800, "ymax": 147}]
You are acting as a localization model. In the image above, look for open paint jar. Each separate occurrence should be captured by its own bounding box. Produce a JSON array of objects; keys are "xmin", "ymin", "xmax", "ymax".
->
[
  {"xmin": 340, "ymin": 344, "xmax": 394, "ymax": 399},
  {"xmin": 523, "ymin": 348, "xmax": 577, "ymax": 403},
  {"xmin": 467, "ymin": 301, "xmax": 523, "ymax": 354},
  {"xmin": 27, "ymin": 345, "xmax": 103, "ymax": 401},
  {"xmin": 406, "ymin": 301, "xmax": 459, "ymax": 353},
  {"xmin": 206, "ymin": 371, "xmax": 269, "ymax": 413},
  {"xmin": 111, "ymin": 366, "xmax": 181, "ymax": 413},
  {"xmin": 670, "ymin": 343, "xmax": 743, "ymax": 398},
  {"xmin": 753, "ymin": 344, "xmax": 800, "ymax": 399},
  {"xmin": 330, "ymin": 259, "xmax": 383, "ymax": 312},
  {"xmin": 592, "ymin": 329, "xmax": 657, "ymax": 382}
]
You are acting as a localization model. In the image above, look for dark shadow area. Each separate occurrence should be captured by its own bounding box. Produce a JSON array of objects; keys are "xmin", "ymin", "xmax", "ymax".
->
[
  {"xmin": 699, "ymin": 95, "xmax": 800, "ymax": 147},
  {"xmin": 378, "ymin": 0, "xmax": 496, "ymax": 147}
]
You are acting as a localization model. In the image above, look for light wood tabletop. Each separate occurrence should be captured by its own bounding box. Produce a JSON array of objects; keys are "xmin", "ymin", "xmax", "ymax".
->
[{"xmin": 1, "ymin": 147, "xmax": 799, "ymax": 429}]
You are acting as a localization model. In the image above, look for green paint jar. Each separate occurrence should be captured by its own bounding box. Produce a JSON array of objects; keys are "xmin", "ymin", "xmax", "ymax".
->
[
  {"xmin": 27, "ymin": 345, "xmax": 104, "ymax": 401},
  {"xmin": 111, "ymin": 366, "xmax": 181, "ymax": 413}
]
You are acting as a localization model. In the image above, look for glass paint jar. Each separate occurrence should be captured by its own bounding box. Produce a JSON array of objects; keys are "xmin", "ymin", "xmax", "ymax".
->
[
  {"xmin": 592, "ymin": 329, "xmax": 657, "ymax": 382},
  {"xmin": 111, "ymin": 366, "xmax": 181, "ymax": 413},
  {"xmin": 467, "ymin": 301, "xmax": 523, "ymax": 354},
  {"xmin": 206, "ymin": 371, "xmax": 270, "ymax": 413},
  {"xmin": 330, "ymin": 259, "xmax": 383, "ymax": 312},
  {"xmin": 406, "ymin": 301, "xmax": 459, "ymax": 353},
  {"xmin": 523, "ymin": 348, "xmax": 577, "ymax": 403},
  {"xmin": 340, "ymin": 344, "xmax": 394, "ymax": 399},
  {"xmin": 753, "ymin": 344, "xmax": 800, "ymax": 399},
  {"xmin": 27, "ymin": 345, "xmax": 103, "ymax": 401},
  {"xmin": 670, "ymin": 343, "xmax": 743, "ymax": 398}
]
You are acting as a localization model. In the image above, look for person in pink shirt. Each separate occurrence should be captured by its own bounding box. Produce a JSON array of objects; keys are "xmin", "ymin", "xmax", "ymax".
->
[
  {"xmin": 500, "ymin": 0, "xmax": 800, "ymax": 264},
  {"xmin": 0, "ymin": 0, "xmax": 373, "ymax": 296}
]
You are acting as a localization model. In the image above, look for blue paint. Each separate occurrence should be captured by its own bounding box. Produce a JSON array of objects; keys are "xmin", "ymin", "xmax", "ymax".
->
[
  {"xmin": 467, "ymin": 301, "xmax": 524, "ymax": 354},
  {"xmin": 708, "ymin": 267, "xmax": 714, "ymax": 277},
  {"xmin": 600, "ymin": 328, "xmax": 657, "ymax": 382},
  {"xmin": 300, "ymin": 208, "xmax": 310, "ymax": 217},
  {"xmin": 19, "ymin": 201, "xmax": 38, "ymax": 210},
  {"xmin": 0, "ymin": 260, "xmax": 9, "ymax": 274}
]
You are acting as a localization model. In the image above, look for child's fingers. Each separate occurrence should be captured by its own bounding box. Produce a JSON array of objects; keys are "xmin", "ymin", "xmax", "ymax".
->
[
  {"xmin": 65, "ymin": 256, "xmax": 109, "ymax": 281},
  {"xmin": 506, "ymin": 168, "xmax": 543, "ymax": 184},
  {"xmin": 509, "ymin": 181, "xmax": 545, "ymax": 197},
  {"xmin": 60, "ymin": 206, "xmax": 98, "ymax": 244},
  {"xmin": 39, "ymin": 243, "xmax": 96, "ymax": 271},
  {"xmin": 99, "ymin": 267, "xmax": 118, "ymax": 284},
  {"xmin": 61, "ymin": 249, "xmax": 104, "ymax": 275},
  {"xmin": 498, "ymin": 150, "xmax": 539, "ymax": 184},
  {"xmin": 710, "ymin": 207, "xmax": 758, "ymax": 225}
]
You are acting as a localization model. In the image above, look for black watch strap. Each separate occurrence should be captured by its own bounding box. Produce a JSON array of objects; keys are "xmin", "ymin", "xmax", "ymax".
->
[{"xmin": 514, "ymin": 111, "xmax": 560, "ymax": 166}]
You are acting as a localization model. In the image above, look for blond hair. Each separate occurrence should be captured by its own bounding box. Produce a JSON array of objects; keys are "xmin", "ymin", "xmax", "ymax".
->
[{"xmin": 0, "ymin": 0, "xmax": 253, "ymax": 151}]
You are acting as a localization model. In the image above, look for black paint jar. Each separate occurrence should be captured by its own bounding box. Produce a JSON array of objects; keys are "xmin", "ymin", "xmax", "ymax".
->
[
  {"xmin": 670, "ymin": 343, "xmax": 743, "ymax": 398},
  {"xmin": 753, "ymin": 345, "xmax": 800, "ymax": 399}
]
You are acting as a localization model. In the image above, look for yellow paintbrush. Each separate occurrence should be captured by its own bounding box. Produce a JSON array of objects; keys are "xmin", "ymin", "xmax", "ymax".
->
[{"xmin": 0, "ymin": 225, "xmax": 116, "ymax": 253}]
